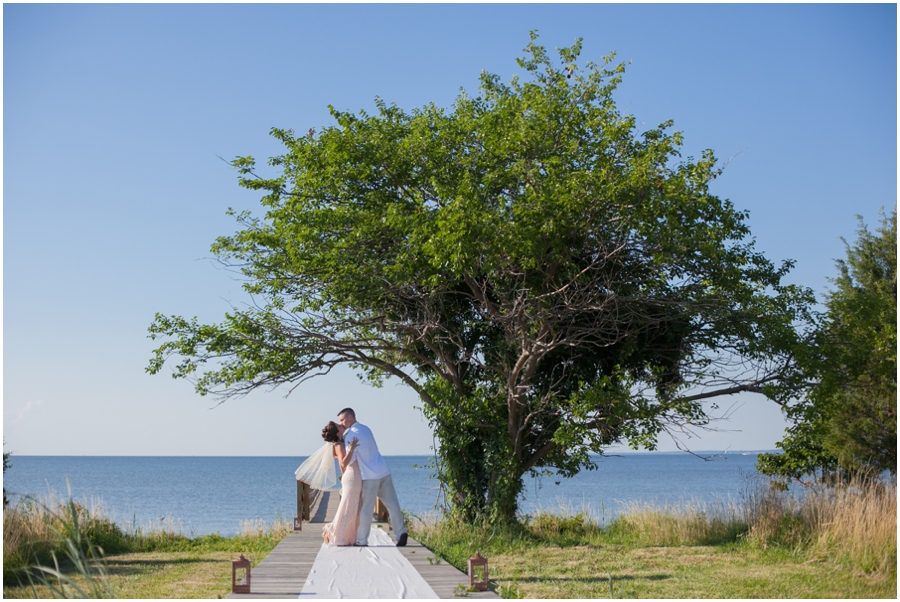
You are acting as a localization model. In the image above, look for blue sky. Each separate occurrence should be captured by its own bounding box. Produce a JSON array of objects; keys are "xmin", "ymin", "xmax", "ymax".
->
[{"xmin": 4, "ymin": 3, "xmax": 896, "ymax": 457}]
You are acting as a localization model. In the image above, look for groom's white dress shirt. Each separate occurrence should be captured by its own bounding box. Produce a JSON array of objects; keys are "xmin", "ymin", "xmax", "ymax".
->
[{"xmin": 345, "ymin": 422, "xmax": 390, "ymax": 480}]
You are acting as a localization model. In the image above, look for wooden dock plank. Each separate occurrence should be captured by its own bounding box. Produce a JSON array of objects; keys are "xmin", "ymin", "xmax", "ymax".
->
[
  {"xmin": 394, "ymin": 531, "xmax": 500, "ymax": 599},
  {"xmin": 226, "ymin": 492, "xmax": 338, "ymax": 599},
  {"xmin": 226, "ymin": 490, "xmax": 499, "ymax": 599}
]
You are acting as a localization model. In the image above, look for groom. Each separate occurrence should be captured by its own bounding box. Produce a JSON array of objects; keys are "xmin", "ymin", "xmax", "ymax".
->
[{"xmin": 338, "ymin": 407, "xmax": 409, "ymax": 547}]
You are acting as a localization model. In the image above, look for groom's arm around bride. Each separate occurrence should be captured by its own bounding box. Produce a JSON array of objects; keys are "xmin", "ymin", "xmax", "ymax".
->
[{"xmin": 338, "ymin": 407, "xmax": 409, "ymax": 547}]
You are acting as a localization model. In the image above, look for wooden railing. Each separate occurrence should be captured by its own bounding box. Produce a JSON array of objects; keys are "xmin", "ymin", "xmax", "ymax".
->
[
  {"xmin": 374, "ymin": 497, "xmax": 389, "ymax": 522},
  {"xmin": 295, "ymin": 479, "xmax": 389, "ymax": 529},
  {"xmin": 295, "ymin": 480, "xmax": 320, "ymax": 530}
]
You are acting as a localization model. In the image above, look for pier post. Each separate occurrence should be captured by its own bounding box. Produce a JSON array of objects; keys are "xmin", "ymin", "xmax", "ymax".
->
[{"xmin": 296, "ymin": 480, "xmax": 312, "ymax": 530}]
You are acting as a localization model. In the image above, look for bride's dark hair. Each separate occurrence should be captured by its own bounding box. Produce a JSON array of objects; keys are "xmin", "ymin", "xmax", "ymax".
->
[{"xmin": 322, "ymin": 421, "xmax": 341, "ymax": 443}]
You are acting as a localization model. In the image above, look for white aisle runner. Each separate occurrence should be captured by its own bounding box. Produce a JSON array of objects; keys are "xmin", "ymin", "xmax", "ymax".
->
[{"xmin": 299, "ymin": 527, "xmax": 439, "ymax": 599}]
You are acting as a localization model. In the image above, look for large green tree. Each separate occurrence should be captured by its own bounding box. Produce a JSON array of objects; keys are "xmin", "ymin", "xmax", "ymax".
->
[
  {"xmin": 758, "ymin": 209, "xmax": 897, "ymax": 483},
  {"xmin": 149, "ymin": 34, "xmax": 815, "ymax": 522}
]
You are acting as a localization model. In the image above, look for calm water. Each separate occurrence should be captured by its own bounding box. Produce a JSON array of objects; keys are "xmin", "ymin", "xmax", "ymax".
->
[{"xmin": 4, "ymin": 452, "xmax": 773, "ymax": 536}]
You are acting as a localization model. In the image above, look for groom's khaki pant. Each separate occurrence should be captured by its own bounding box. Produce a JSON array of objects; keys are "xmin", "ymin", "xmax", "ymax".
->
[{"xmin": 357, "ymin": 474, "xmax": 406, "ymax": 546}]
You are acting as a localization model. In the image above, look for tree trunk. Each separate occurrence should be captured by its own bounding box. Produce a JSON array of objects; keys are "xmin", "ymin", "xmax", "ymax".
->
[{"xmin": 429, "ymin": 405, "xmax": 523, "ymax": 524}]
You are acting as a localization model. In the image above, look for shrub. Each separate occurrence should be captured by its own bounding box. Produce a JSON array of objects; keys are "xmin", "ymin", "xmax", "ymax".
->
[{"xmin": 528, "ymin": 511, "xmax": 595, "ymax": 538}]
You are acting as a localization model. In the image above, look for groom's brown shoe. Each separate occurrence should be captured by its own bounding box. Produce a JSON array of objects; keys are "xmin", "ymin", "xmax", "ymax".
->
[{"xmin": 396, "ymin": 532, "xmax": 408, "ymax": 547}]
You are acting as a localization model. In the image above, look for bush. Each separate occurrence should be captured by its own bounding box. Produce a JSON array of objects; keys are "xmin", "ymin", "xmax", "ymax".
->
[
  {"xmin": 79, "ymin": 513, "xmax": 128, "ymax": 556},
  {"xmin": 528, "ymin": 511, "xmax": 596, "ymax": 538}
]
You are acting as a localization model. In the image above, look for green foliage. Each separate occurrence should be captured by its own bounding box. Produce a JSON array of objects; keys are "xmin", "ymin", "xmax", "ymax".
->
[
  {"xmin": 526, "ymin": 511, "xmax": 597, "ymax": 542},
  {"xmin": 497, "ymin": 582, "xmax": 526, "ymax": 598},
  {"xmin": 127, "ymin": 530, "xmax": 284, "ymax": 557},
  {"xmin": 74, "ymin": 510, "xmax": 128, "ymax": 557},
  {"xmin": 759, "ymin": 209, "xmax": 897, "ymax": 482},
  {"xmin": 149, "ymin": 32, "xmax": 815, "ymax": 523},
  {"xmin": 3, "ymin": 443, "xmax": 10, "ymax": 508}
]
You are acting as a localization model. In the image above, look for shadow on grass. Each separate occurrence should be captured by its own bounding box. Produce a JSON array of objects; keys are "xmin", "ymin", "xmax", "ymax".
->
[
  {"xmin": 102, "ymin": 554, "xmax": 229, "ymax": 577},
  {"xmin": 501, "ymin": 573, "xmax": 672, "ymax": 584}
]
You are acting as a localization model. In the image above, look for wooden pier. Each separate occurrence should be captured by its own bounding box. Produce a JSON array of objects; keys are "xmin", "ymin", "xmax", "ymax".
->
[{"xmin": 226, "ymin": 490, "xmax": 499, "ymax": 599}]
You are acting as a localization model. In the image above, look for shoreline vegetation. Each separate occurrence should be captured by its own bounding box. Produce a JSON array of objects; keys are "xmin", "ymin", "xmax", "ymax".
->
[
  {"xmin": 3, "ymin": 492, "xmax": 293, "ymax": 599},
  {"xmin": 3, "ymin": 477, "xmax": 895, "ymax": 599},
  {"xmin": 410, "ymin": 475, "xmax": 896, "ymax": 598}
]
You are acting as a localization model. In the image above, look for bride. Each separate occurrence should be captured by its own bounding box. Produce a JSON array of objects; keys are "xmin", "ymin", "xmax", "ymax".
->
[
  {"xmin": 319, "ymin": 421, "xmax": 362, "ymax": 546},
  {"xmin": 293, "ymin": 421, "xmax": 363, "ymax": 546}
]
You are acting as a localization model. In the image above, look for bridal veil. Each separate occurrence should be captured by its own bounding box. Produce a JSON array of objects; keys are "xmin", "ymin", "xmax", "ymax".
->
[{"xmin": 294, "ymin": 443, "xmax": 341, "ymax": 490}]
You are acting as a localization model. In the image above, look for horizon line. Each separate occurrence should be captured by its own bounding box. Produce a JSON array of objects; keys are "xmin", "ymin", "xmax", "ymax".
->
[{"xmin": 8, "ymin": 449, "xmax": 778, "ymax": 458}]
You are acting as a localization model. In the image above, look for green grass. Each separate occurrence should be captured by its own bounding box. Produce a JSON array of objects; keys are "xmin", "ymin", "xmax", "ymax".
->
[
  {"xmin": 408, "ymin": 479, "xmax": 897, "ymax": 598},
  {"xmin": 5, "ymin": 478, "xmax": 895, "ymax": 598},
  {"xmin": 3, "ymin": 550, "xmax": 250, "ymax": 599},
  {"xmin": 3, "ymin": 494, "xmax": 291, "ymax": 598},
  {"xmin": 409, "ymin": 521, "xmax": 894, "ymax": 598}
]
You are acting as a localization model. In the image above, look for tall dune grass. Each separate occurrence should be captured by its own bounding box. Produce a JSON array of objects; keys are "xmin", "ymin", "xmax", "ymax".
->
[
  {"xmin": 814, "ymin": 479, "xmax": 896, "ymax": 574},
  {"xmin": 3, "ymin": 493, "xmax": 118, "ymax": 597},
  {"xmin": 412, "ymin": 473, "xmax": 896, "ymax": 583},
  {"xmin": 3, "ymin": 492, "xmax": 128, "ymax": 580},
  {"xmin": 238, "ymin": 516, "xmax": 294, "ymax": 539},
  {"xmin": 608, "ymin": 496, "xmax": 748, "ymax": 546},
  {"xmin": 3, "ymin": 491, "xmax": 297, "ymax": 589},
  {"xmin": 742, "ymin": 474, "xmax": 896, "ymax": 574},
  {"xmin": 605, "ymin": 473, "xmax": 896, "ymax": 576}
]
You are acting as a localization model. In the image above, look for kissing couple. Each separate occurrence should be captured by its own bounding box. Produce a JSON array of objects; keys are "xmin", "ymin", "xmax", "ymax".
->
[{"xmin": 296, "ymin": 407, "xmax": 408, "ymax": 547}]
